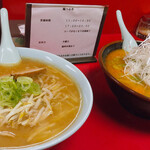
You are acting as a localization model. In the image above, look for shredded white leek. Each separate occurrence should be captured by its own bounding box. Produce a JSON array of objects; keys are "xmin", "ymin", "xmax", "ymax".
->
[{"xmin": 124, "ymin": 35, "xmax": 150, "ymax": 85}]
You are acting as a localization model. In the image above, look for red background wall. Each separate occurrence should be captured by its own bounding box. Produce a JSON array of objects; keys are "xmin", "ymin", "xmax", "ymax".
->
[{"xmin": 3, "ymin": 0, "xmax": 150, "ymax": 34}]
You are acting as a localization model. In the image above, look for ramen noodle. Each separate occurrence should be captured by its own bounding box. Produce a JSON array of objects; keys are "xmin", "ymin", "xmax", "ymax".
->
[{"xmin": 0, "ymin": 58, "xmax": 82, "ymax": 147}]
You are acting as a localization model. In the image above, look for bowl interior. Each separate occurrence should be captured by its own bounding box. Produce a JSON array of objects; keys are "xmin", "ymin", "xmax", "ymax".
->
[
  {"xmin": 8, "ymin": 47, "xmax": 93, "ymax": 150},
  {"xmin": 101, "ymin": 41, "xmax": 122, "ymax": 64},
  {"xmin": 99, "ymin": 40, "xmax": 147, "ymax": 100}
]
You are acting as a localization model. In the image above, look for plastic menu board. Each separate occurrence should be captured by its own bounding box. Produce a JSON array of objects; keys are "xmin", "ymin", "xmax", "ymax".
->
[{"xmin": 25, "ymin": 3, "xmax": 108, "ymax": 63}]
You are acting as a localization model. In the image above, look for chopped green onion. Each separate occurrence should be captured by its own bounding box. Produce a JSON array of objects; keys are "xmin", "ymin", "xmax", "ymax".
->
[
  {"xmin": 29, "ymin": 82, "xmax": 41, "ymax": 96},
  {"xmin": 17, "ymin": 76, "xmax": 33, "ymax": 92},
  {"xmin": 0, "ymin": 76, "xmax": 41, "ymax": 108}
]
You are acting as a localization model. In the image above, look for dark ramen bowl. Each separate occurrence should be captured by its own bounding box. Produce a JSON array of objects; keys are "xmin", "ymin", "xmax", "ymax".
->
[{"xmin": 98, "ymin": 40, "xmax": 150, "ymax": 119}]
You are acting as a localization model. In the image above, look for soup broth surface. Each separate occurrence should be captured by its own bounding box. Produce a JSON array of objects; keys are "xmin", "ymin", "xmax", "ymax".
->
[
  {"xmin": 105, "ymin": 49, "xmax": 150, "ymax": 97},
  {"xmin": 0, "ymin": 58, "xmax": 81, "ymax": 147}
]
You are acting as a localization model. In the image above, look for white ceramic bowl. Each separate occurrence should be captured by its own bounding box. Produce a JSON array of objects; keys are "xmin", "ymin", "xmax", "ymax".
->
[{"xmin": 8, "ymin": 47, "xmax": 93, "ymax": 150}]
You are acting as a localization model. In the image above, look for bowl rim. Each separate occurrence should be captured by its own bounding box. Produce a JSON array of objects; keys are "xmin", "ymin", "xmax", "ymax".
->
[
  {"xmin": 98, "ymin": 40, "xmax": 150, "ymax": 103},
  {"xmin": 4, "ymin": 47, "xmax": 93, "ymax": 150}
]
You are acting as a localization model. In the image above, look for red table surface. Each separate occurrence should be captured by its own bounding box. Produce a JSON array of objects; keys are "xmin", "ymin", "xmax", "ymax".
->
[{"xmin": 47, "ymin": 33, "xmax": 150, "ymax": 150}]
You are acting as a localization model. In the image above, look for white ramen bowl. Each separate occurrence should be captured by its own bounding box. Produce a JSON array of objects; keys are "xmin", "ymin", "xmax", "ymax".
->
[{"xmin": 6, "ymin": 47, "xmax": 93, "ymax": 150}]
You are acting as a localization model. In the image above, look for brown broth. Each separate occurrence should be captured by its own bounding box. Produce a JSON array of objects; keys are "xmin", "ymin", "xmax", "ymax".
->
[{"xmin": 0, "ymin": 58, "xmax": 82, "ymax": 147}]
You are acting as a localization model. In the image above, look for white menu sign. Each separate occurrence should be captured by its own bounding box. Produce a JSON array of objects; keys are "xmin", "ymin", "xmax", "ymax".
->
[{"xmin": 25, "ymin": 4, "xmax": 107, "ymax": 63}]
